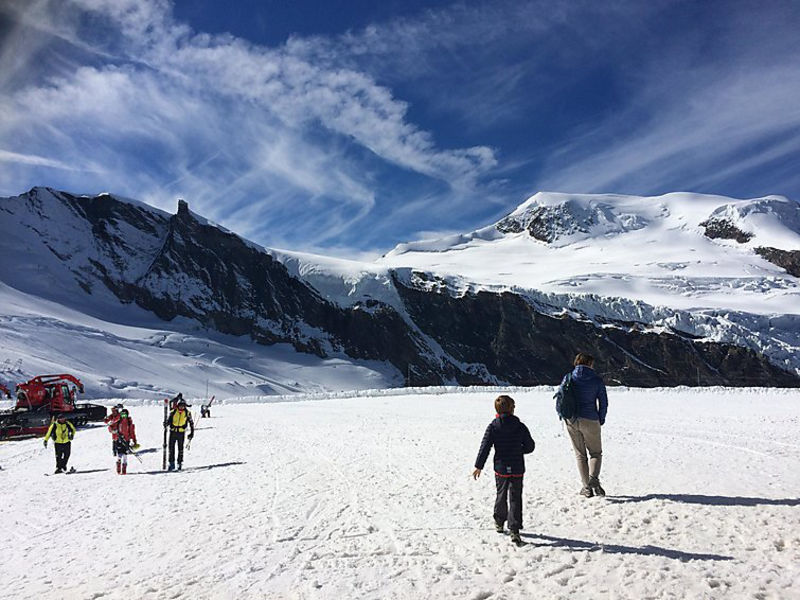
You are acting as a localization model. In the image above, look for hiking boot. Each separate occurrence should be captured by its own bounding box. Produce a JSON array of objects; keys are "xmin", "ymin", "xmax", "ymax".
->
[
  {"xmin": 177, "ymin": 463, "xmax": 182, "ymax": 471},
  {"xmin": 589, "ymin": 477, "xmax": 605, "ymax": 497},
  {"xmin": 580, "ymin": 486, "xmax": 595, "ymax": 498},
  {"xmin": 168, "ymin": 462, "xmax": 175, "ymax": 471},
  {"xmin": 509, "ymin": 530, "xmax": 523, "ymax": 545},
  {"xmin": 54, "ymin": 468, "xmax": 62, "ymax": 474},
  {"xmin": 494, "ymin": 521, "xmax": 504, "ymax": 533}
]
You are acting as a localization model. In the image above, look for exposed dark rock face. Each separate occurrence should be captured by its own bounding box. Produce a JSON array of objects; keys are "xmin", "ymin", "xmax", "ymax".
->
[
  {"xmin": 755, "ymin": 247, "xmax": 800, "ymax": 277},
  {"xmin": 393, "ymin": 273, "xmax": 800, "ymax": 387},
  {"xmin": 700, "ymin": 218, "xmax": 753, "ymax": 243},
  {"xmin": 497, "ymin": 205, "xmax": 592, "ymax": 243},
  {"xmin": 6, "ymin": 188, "xmax": 800, "ymax": 388},
  {"xmin": 78, "ymin": 196, "xmax": 436, "ymax": 379}
]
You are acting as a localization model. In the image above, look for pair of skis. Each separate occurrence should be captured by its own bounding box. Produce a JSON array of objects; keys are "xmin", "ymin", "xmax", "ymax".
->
[
  {"xmin": 162, "ymin": 398, "xmax": 169, "ymax": 470},
  {"xmin": 116, "ymin": 435, "xmax": 143, "ymax": 464}
]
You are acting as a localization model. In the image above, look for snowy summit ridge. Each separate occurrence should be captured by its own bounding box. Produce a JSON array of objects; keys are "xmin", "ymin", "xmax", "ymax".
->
[
  {"xmin": 1, "ymin": 186, "xmax": 799, "ymax": 396},
  {"xmin": 380, "ymin": 191, "xmax": 800, "ymax": 317}
]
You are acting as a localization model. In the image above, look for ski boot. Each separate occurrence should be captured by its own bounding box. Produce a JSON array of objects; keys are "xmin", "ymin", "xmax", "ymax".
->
[
  {"xmin": 116, "ymin": 460, "xmax": 122, "ymax": 475},
  {"xmin": 121, "ymin": 463, "xmax": 127, "ymax": 475}
]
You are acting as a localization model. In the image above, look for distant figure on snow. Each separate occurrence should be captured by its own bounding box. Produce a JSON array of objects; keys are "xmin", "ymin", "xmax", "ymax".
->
[
  {"xmin": 43, "ymin": 413, "xmax": 76, "ymax": 474},
  {"xmin": 557, "ymin": 352, "xmax": 608, "ymax": 497},
  {"xmin": 472, "ymin": 395, "xmax": 535, "ymax": 546},
  {"xmin": 165, "ymin": 398, "xmax": 194, "ymax": 471},
  {"xmin": 111, "ymin": 407, "xmax": 138, "ymax": 475},
  {"xmin": 200, "ymin": 396, "xmax": 214, "ymax": 418},
  {"xmin": 104, "ymin": 404, "xmax": 122, "ymax": 456}
]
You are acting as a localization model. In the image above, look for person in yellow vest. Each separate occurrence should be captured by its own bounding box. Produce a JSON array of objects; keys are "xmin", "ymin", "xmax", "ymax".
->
[
  {"xmin": 43, "ymin": 414, "xmax": 76, "ymax": 474},
  {"xmin": 165, "ymin": 398, "xmax": 194, "ymax": 471}
]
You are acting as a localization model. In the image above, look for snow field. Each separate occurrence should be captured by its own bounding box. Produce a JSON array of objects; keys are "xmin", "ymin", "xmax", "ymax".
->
[{"xmin": 1, "ymin": 388, "xmax": 799, "ymax": 599}]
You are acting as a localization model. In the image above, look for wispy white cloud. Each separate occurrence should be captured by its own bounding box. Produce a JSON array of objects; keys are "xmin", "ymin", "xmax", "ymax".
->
[
  {"xmin": 1, "ymin": 0, "xmax": 798, "ymax": 257},
  {"xmin": 537, "ymin": 62, "xmax": 800, "ymax": 197},
  {"xmin": 0, "ymin": 149, "xmax": 83, "ymax": 171},
  {"xmin": 0, "ymin": 0, "xmax": 497, "ymax": 251}
]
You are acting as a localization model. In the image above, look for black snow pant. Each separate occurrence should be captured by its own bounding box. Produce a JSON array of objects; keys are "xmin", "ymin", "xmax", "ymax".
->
[
  {"xmin": 55, "ymin": 442, "xmax": 71, "ymax": 471},
  {"xmin": 494, "ymin": 475, "xmax": 523, "ymax": 533},
  {"xmin": 168, "ymin": 431, "xmax": 185, "ymax": 466},
  {"xmin": 114, "ymin": 438, "xmax": 130, "ymax": 455}
]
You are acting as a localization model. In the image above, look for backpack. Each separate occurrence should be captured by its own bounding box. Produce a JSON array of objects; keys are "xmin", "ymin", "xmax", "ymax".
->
[{"xmin": 554, "ymin": 372, "xmax": 579, "ymax": 421}]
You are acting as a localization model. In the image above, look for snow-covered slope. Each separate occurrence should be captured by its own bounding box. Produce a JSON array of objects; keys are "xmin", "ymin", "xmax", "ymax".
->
[
  {"xmin": 2, "ymin": 187, "xmax": 799, "ymax": 393},
  {"xmin": 274, "ymin": 192, "xmax": 800, "ymax": 381},
  {"xmin": 0, "ymin": 282, "xmax": 399, "ymax": 400},
  {"xmin": 381, "ymin": 192, "xmax": 800, "ymax": 315},
  {"xmin": 2, "ymin": 388, "xmax": 798, "ymax": 599}
]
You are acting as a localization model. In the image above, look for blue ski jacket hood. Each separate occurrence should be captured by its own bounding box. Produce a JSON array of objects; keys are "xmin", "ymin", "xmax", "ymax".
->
[{"xmin": 562, "ymin": 365, "xmax": 608, "ymax": 423}]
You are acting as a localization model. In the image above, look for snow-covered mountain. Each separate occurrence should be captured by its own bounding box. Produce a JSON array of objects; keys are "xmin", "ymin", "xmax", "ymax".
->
[{"xmin": 1, "ymin": 187, "xmax": 798, "ymax": 397}]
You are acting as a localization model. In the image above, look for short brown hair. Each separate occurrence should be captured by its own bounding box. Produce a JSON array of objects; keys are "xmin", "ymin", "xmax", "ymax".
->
[
  {"xmin": 573, "ymin": 352, "xmax": 595, "ymax": 367},
  {"xmin": 495, "ymin": 395, "xmax": 515, "ymax": 414}
]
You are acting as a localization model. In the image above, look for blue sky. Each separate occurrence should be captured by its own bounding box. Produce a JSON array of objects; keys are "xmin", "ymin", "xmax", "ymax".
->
[{"xmin": 1, "ymin": 0, "xmax": 799, "ymax": 258}]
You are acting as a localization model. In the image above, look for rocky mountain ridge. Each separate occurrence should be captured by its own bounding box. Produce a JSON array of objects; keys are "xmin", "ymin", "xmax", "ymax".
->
[{"xmin": 1, "ymin": 187, "xmax": 799, "ymax": 388}]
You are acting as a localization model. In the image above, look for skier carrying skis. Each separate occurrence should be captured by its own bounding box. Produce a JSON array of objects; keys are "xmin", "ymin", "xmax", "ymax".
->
[
  {"xmin": 43, "ymin": 414, "xmax": 76, "ymax": 474},
  {"xmin": 104, "ymin": 404, "xmax": 122, "ymax": 456},
  {"xmin": 200, "ymin": 396, "xmax": 214, "ymax": 418},
  {"xmin": 111, "ymin": 408, "xmax": 138, "ymax": 475},
  {"xmin": 165, "ymin": 398, "xmax": 194, "ymax": 471},
  {"xmin": 472, "ymin": 395, "xmax": 535, "ymax": 546}
]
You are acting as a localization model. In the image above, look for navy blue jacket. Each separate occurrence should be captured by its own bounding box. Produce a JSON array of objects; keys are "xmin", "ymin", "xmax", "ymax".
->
[
  {"xmin": 560, "ymin": 365, "xmax": 608, "ymax": 423},
  {"xmin": 475, "ymin": 414, "xmax": 535, "ymax": 476}
]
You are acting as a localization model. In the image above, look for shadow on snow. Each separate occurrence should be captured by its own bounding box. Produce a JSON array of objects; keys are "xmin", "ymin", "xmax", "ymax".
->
[
  {"xmin": 606, "ymin": 494, "xmax": 800, "ymax": 507},
  {"xmin": 129, "ymin": 461, "xmax": 246, "ymax": 475},
  {"xmin": 522, "ymin": 533, "xmax": 733, "ymax": 562},
  {"xmin": 132, "ymin": 447, "xmax": 159, "ymax": 455}
]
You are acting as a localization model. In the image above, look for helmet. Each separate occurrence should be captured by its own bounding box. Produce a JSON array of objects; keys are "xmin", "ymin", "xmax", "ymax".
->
[
  {"xmin": 177, "ymin": 399, "xmax": 186, "ymax": 408},
  {"xmin": 57, "ymin": 413, "xmax": 66, "ymax": 421},
  {"xmin": 115, "ymin": 403, "xmax": 123, "ymax": 409},
  {"xmin": 120, "ymin": 409, "xmax": 129, "ymax": 417}
]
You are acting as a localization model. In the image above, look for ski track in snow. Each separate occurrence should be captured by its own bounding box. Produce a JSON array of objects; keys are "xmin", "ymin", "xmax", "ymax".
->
[{"xmin": 1, "ymin": 388, "xmax": 799, "ymax": 599}]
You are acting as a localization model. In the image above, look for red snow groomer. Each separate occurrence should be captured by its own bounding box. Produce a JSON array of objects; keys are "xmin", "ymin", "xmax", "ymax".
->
[{"xmin": 0, "ymin": 374, "xmax": 107, "ymax": 440}]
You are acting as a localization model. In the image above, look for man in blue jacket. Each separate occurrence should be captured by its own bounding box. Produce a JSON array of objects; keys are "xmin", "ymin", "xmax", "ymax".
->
[
  {"xmin": 559, "ymin": 352, "xmax": 608, "ymax": 497},
  {"xmin": 473, "ymin": 395, "xmax": 535, "ymax": 545}
]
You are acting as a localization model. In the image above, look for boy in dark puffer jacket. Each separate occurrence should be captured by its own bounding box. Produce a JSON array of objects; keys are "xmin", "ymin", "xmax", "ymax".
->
[{"xmin": 473, "ymin": 395, "xmax": 535, "ymax": 545}]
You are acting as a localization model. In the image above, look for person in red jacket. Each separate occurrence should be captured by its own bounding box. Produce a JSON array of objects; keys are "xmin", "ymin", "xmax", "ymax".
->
[
  {"xmin": 111, "ymin": 408, "xmax": 138, "ymax": 474},
  {"xmin": 104, "ymin": 404, "xmax": 122, "ymax": 456}
]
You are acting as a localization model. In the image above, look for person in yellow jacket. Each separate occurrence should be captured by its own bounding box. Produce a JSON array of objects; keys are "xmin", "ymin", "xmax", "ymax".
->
[
  {"xmin": 44, "ymin": 414, "xmax": 76, "ymax": 474},
  {"xmin": 165, "ymin": 398, "xmax": 194, "ymax": 471}
]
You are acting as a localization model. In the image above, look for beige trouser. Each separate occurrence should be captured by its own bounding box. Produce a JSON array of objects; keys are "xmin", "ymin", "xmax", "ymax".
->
[{"xmin": 565, "ymin": 418, "xmax": 603, "ymax": 486}]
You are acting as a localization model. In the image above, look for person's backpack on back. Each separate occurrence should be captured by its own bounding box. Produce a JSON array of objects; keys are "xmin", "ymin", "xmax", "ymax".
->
[{"xmin": 554, "ymin": 373, "xmax": 579, "ymax": 422}]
